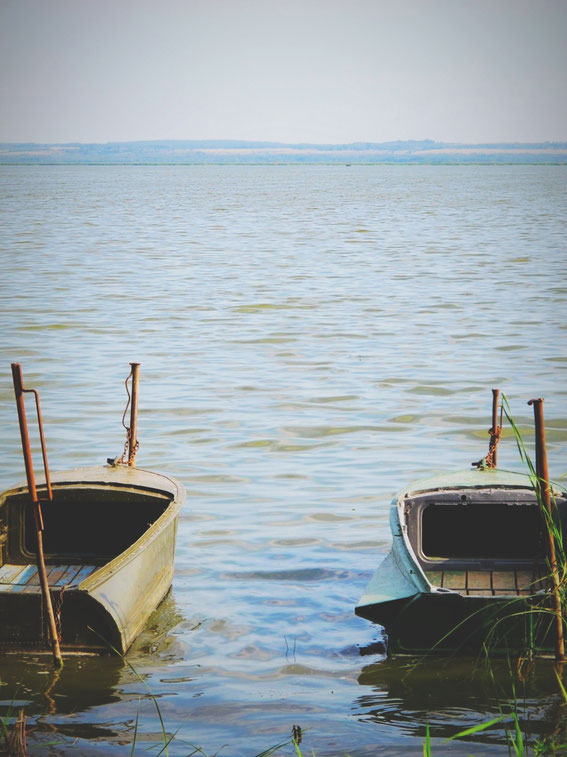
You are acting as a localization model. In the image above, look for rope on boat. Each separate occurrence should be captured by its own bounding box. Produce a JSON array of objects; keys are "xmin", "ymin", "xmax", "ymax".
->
[{"xmin": 115, "ymin": 365, "xmax": 140, "ymax": 466}]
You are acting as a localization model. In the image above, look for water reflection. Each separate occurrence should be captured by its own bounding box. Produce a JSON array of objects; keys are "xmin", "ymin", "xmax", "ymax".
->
[
  {"xmin": 129, "ymin": 592, "xmax": 186, "ymax": 660},
  {"xmin": 356, "ymin": 656, "xmax": 566, "ymax": 750},
  {"xmin": 0, "ymin": 595, "xmax": 187, "ymax": 754},
  {"xmin": 0, "ymin": 655, "xmax": 123, "ymax": 715}
]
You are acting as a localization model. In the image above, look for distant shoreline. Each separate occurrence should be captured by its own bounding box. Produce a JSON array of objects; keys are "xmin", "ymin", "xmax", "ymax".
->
[{"xmin": 1, "ymin": 139, "xmax": 566, "ymax": 165}]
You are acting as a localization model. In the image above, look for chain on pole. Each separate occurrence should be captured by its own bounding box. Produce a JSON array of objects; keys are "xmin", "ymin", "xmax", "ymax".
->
[
  {"xmin": 115, "ymin": 363, "xmax": 140, "ymax": 466},
  {"xmin": 472, "ymin": 389, "xmax": 502, "ymax": 470}
]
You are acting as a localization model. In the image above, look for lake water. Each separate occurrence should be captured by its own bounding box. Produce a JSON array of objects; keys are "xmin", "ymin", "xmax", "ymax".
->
[{"xmin": 0, "ymin": 164, "xmax": 566, "ymax": 755}]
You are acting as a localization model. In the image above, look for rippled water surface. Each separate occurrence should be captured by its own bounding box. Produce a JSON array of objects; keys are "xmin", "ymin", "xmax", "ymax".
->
[{"xmin": 1, "ymin": 165, "xmax": 566, "ymax": 755}]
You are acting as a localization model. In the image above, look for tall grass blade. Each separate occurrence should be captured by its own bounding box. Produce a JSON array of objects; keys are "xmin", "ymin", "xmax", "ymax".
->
[
  {"xmin": 443, "ymin": 715, "xmax": 506, "ymax": 741},
  {"xmin": 505, "ymin": 712, "xmax": 525, "ymax": 757},
  {"xmin": 154, "ymin": 729, "xmax": 179, "ymax": 757},
  {"xmin": 253, "ymin": 738, "xmax": 295, "ymax": 757},
  {"xmin": 130, "ymin": 702, "xmax": 140, "ymax": 757},
  {"xmin": 555, "ymin": 667, "xmax": 567, "ymax": 703},
  {"xmin": 501, "ymin": 395, "xmax": 567, "ymax": 660},
  {"xmin": 423, "ymin": 722, "xmax": 431, "ymax": 757},
  {"xmin": 292, "ymin": 738, "xmax": 304, "ymax": 756}
]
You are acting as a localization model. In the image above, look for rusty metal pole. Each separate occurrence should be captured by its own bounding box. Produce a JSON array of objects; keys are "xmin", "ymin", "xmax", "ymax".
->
[
  {"xmin": 11, "ymin": 363, "xmax": 63, "ymax": 668},
  {"xmin": 528, "ymin": 397, "xmax": 565, "ymax": 664},
  {"xmin": 490, "ymin": 389, "xmax": 500, "ymax": 468},
  {"xmin": 127, "ymin": 362, "xmax": 140, "ymax": 467}
]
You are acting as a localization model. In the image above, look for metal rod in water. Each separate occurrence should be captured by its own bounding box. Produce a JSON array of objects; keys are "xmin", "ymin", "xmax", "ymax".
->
[
  {"xmin": 528, "ymin": 397, "xmax": 565, "ymax": 664},
  {"xmin": 11, "ymin": 363, "xmax": 63, "ymax": 669},
  {"xmin": 128, "ymin": 362, "xmax": 140, "ymax": 467},
  {"xmin": 490, "ymin": 388, "xmax": 500, "ymax": 468}
]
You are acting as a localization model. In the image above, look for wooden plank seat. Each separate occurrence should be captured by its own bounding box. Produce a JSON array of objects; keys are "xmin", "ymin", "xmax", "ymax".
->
[
  {"xmin": 0, "ymin": 563, "xmax": 97, "ymax": 594},
  {"xmin": 425, "ymin": 568, "xmax": 549, "ymax": 597}
]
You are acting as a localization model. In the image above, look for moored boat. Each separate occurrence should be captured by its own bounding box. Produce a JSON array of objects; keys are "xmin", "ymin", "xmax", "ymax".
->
[
  {"xmin": 356, "ymin": 394, "xmax": 566, "ymax": 655},
  {"xmin": 0, "ymin": 465, "xmax": 185, "ymax": 654},
  {"xmin": 0, "ymin": 363, "xmax": 185, "ymax": 658}
]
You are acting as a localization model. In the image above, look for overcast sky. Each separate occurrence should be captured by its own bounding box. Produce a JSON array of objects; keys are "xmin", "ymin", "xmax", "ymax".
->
[{"xmin": 1, "ymin": 0, "xmax": 565, "ymax": 144}]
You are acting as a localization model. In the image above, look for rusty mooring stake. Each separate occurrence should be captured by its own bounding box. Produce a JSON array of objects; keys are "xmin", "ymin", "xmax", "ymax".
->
[
  {"xmin": 528, "ymin": 397, "xmax": 565, "ymax": 664},
  {"xmin": 11, "ymin": 363, "xmax": 63, "ymax": 669},
  {"xmin": 127, "ymin": 362, "xmax": 140, "ymax": 467}
]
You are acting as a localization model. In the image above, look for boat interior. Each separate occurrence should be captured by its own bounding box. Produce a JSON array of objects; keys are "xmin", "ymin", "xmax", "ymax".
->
[
  {"xmin": 403, "ymin": 487, "xmax": 567, "ymax": 597},
  {"xmin": 0, "ymin": 484, "xmax": 173, "ymax": 595}
]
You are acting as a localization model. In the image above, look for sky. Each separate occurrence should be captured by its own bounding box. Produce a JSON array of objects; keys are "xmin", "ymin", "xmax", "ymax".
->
[{"xmin": 0, "ymin": 0, "xmax": 566, "ymax": 144}]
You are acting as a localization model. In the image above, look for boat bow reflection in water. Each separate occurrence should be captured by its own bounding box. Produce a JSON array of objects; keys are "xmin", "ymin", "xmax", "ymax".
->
[
  {"xmin": 355, "ymin": 657, "xmax": 567, "ymax": 751},
  {"xmin": 0, "ymin": 593, "xmax": 186, "ymax": 750}
]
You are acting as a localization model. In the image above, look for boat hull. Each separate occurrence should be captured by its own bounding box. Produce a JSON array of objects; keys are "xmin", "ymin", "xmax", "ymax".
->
[
  {"xmin": 0, "ymin": 465, "xmax": 185, "ymax": 654},
  {"xmin": 356, "ymin": 575, "xmax": 555, "ymax": 654}
]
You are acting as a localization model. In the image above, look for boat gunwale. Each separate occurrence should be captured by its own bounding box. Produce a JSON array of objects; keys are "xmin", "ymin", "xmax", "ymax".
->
[
  {"xmin": 397, "ymin": 468, "xmax": 537, "ymax": 499},
  {"xmin": 0, "ymin": 465, "xmax": 186, "ymax": 592},
  {"xmin": 0, "ymin": 464, "xmax": 185, "ymax": 501}
]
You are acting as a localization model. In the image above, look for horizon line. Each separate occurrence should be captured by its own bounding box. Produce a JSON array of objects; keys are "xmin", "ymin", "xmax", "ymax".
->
[{"xmin": 2, "ymin": 137, "xmax": 567, "ymax": 147}]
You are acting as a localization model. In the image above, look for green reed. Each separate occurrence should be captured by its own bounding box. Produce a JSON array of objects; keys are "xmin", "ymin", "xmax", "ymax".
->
[
  {"xmin": 501, "ymin": 395, "xmax": 567, "ymax": 651},
  {"xmin": 0, "ymin": 685, "xmax": 23, "ymax": 757}
]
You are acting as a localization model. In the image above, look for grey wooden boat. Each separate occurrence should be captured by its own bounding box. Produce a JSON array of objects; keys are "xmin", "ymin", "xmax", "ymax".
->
[
  {"xmin": 0, "ymin": 464, "xmax": 185, "ymax": 655},
  {"xmin": 356, "ymin": 468, "xmax": 567, "ymax": 654}
]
